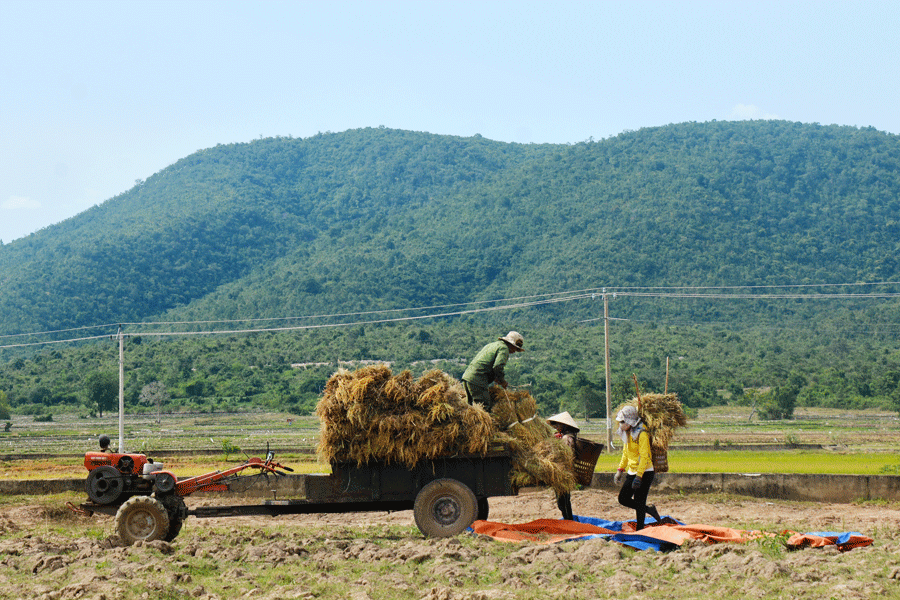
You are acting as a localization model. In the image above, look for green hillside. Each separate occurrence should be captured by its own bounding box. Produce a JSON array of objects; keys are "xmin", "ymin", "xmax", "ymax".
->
[
  {"xmin": 2, "ymin": 121, "xmax": 899, "ymax": 333},
  {"xmin": 1, "ymin": 121, "xmax": 900, "ymax": 419}
]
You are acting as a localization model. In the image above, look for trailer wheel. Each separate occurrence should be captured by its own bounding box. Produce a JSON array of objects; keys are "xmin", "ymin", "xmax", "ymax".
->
[
  {"xmin": 115, "ymin": 496, "xmax": 170, "ymax": 545},
  {"xmin": 414, "ymin": 478, "xmax": 477, "ymax": 538}
]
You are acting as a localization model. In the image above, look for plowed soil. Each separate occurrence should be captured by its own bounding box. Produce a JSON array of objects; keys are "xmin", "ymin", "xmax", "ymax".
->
[{"xmin": 3, "ymin": 488, "xmax": 900, "ymax": 600}]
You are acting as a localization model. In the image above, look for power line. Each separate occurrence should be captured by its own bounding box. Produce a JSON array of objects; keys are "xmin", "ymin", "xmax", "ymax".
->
[
  {"xmin": 129, "ymin": 294, "xmax": 595, "ymax": 338},
  {"xmin": 116, "ymin": 289, "xmax": 597, "ymax": 328},
  {"xmin": 2, "ymin": 280, "xmax": 900, "ymax": 350},
  {"xmin": 0, "ymin": 334, "xmax": 112, "ymax": 350},
  {"xmin": 600, "ymin": 281, "xmax": 900, "ymax": 292},
  {"xmin": 0, "ymin": 293, "xmax": 594, "ymax": 349},
  {"xmin": 616, "ymin": 292, "xmax": 900, "ymax": 300},
  {"xmin": 0, "ymin": 323, "xmax": 123, "ymax": 340}
]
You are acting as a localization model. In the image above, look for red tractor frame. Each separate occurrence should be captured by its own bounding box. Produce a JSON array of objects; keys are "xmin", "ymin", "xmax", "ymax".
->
[{"xmin": 77, "ymin": 449, "xmax": 292, "ymax": 544}]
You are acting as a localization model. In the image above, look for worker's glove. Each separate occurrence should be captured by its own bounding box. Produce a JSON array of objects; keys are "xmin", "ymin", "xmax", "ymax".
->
[
  {"xmin": 613, "ymin": 469, "xmax": 624, "ymax": 485},
  {"xmin": 631, "ymin": 476, "xmax": 642, "ymax": 490}
]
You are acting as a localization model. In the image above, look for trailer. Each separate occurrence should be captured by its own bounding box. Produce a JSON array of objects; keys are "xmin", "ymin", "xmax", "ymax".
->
[{"xmin": 73, "ymin": 448, "xmax": 516, "ymax": 544}]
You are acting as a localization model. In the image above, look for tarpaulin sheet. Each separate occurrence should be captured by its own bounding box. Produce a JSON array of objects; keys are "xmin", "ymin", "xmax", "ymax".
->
[{"xmin": 469, "ymin": 515, "xmax": 873, "ymax": 552}]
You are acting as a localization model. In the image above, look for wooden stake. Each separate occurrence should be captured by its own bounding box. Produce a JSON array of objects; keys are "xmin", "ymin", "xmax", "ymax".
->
[
  {"xmin": 632, "ymin": 373, "xmax": 642, "ymax": 411},
  {"xmin": 665, "ymin": 357, "xmax": 670, "ymax": 394}
]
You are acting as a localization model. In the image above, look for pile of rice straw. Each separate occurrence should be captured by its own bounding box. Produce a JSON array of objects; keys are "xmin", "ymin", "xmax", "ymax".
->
[
  {"xmin": 315, "ymin": 365, "xmax": 494, "ymax": 467},
  {"xmin": 315, "ymin": 366, "xmax": 576, "ymax": 495},
  {"xmin": 489, "ymin": 387, "xmax": 576, "ymax": 495},
  {"xmin": 618, "ymin": 392, "xmax": 688, "ymax": 452}
]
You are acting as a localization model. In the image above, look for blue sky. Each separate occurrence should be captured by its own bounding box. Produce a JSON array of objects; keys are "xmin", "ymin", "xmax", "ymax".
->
[{"xmin": 2, "ymin": 0, "xmax": 898, "ymax": 243}]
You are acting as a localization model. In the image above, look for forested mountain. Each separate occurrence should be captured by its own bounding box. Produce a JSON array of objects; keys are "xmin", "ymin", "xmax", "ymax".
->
[
  {"xmin": 1, "ymin": 121, "xmax": 900, "ymax": 418},
  {"xmin": 2, "ymin": 121, "xmax": 899, "ymax": 333}
]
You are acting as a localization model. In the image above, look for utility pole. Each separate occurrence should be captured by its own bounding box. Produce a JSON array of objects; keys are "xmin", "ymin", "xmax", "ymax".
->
[
  {"xmin": 117, "ymin": 326, "xmax": 125, "ymax": 453},
  {"xmin": 603, "ymin": 290, "xmax": 613, "ymax": 450}
]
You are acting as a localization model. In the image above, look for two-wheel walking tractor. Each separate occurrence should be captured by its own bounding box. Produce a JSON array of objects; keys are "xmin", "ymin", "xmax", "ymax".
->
[{"xmin": 73, "ymin": 447, "xmax": 516, "ymax": 544}]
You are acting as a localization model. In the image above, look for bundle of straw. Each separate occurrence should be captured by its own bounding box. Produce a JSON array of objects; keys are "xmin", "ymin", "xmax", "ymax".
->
[
  {"xmin": 315, "ymin": 366, "xmax": 578, "ymax": 496},
  {"xmin": 315, "ymin": 365, "xmax": 495, "ymax": 468},
  {"xmin": 618, "ymin": 392, "xmax": 688, "ymax": 452},
  {"xmin": 489, "ymin": 387, "xmax": 577, "ymax": 496}
]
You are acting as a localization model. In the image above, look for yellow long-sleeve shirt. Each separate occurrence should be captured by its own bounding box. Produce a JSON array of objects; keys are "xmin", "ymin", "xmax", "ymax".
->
[{"xmin": 617, "ymin": 429, "xmax": 654, "ymax": 476}]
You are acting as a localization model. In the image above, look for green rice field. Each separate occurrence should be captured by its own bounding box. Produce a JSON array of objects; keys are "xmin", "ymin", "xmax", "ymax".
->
[
  {"xmin": 594, "ymin": 450, "xmax": 900, "ymax": 475},
  {"xmin": 1, "ymin": 405, "xmax": 899, "ymax": 479}
]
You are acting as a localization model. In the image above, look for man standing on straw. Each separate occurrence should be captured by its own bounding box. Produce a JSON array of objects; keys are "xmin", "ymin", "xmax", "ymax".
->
[{"xmin": 461, "ymin": 331, "xmax": 525, "ymax": 411}]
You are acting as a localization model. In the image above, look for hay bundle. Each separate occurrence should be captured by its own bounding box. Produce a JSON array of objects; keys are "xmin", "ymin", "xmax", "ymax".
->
[
  {"xmin": 489, "ymin": 387, "xmax": 577, "ymax": 496},
  {"xmin": 315, "ymin": 365, "xmax": 495, "ymax": 467},
  {"xmin": 315, "ymin": 366, "xmax": 577, "ymax": 495},
  {"xmin": 619, "ymin": 392, "xmax": 688, "ymax": 452}
]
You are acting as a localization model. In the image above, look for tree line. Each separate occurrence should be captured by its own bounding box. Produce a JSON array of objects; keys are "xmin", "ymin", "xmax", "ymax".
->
[{"xmin": 2, "ymin": 309, "xmax": 899, "ymax": 423}]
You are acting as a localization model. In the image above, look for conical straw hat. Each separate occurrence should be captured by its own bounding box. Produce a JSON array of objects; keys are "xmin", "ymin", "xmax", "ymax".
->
[{"xmin": 546, "ymin": 411, "xmax": 579, "ymax": 432}]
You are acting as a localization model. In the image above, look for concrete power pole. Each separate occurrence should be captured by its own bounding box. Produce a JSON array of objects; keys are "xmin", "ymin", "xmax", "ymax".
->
[
  {"xmin": 603, "ymin": 291, "xmax": 613, "ymax": 450},
  {"xmin": 117, "ymin": 326, "xmax": 125, "ymax": 453}
]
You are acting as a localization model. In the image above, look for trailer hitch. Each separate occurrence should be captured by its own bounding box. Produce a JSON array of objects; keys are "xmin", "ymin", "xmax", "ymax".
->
[{"xmin": 66, "ymin": 501, "xmax": 93, "ymax": 517}]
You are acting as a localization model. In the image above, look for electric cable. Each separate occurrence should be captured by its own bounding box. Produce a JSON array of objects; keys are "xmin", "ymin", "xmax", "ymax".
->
[{"xmin": 2, "ymin": 280, "xmax": 899, "ymax": 349}]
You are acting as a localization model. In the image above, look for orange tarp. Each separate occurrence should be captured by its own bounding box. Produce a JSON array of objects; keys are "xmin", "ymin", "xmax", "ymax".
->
[
  {"xmin": 472, "ymin": 518, "xmax": 618, "ymax": 544},
  {"xmin": 469, "ymin": 518, "xmax": 874, "ymax": 552},
  {"xmin": 786, "ymin": 532, "xmax": 875, "ymax": 551}
]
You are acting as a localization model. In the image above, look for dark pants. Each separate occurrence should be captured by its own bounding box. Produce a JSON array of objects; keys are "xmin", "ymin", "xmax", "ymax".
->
[
  {"xmin": 463, "ymin": 380, "xmax": 494, "ymax": 411},
  {"xmin": 618, "ymin": 471, "xmax": 655, "ymax": 530},
  {"xmin": 557, "ymin": 492, "xmax": 573, "ymax": 520}
]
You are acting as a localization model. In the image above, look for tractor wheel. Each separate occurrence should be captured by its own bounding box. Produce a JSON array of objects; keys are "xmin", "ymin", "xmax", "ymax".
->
[
  {"xmin": 158, "ymin": 494, "xmax": 188, "ymax": 542},
  {"xmin": 413, "ymin": 478, "xmax": 477, "ymax": 538},
  {"xmin": 115, "ymin": 496, "xmax": 170, "ymax": 545},
  {"xmin": 164, "ymin": 517, "xmax": 183, "ymax": 542},
  {"xmin": 85, "ymin": 465, "xmax": 124, "ymax": 505}
]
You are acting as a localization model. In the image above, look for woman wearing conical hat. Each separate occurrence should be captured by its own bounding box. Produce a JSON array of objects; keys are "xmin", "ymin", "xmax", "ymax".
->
[{"xmin": 547, "ymin": 412, "xmax": 579, "ymax": 520}]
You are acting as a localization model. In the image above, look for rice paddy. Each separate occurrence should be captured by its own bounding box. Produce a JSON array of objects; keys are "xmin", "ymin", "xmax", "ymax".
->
[{"xmin": 2, "ymin": 382, "xmax": 899, "ymax": 480}]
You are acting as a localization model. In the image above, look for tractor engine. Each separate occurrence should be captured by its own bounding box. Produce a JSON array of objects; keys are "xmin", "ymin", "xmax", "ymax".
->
[{"xmin": 83, "ymin": 451, "xmax": 169, "ymax": 505}]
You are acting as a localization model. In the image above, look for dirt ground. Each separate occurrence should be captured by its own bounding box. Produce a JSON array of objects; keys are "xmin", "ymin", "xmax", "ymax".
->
[{"xmin": 3, "ymin": 488, "xmax": 900, "ymax": 600}]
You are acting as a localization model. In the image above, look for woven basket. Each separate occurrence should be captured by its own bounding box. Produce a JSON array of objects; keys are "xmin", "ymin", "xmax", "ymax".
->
[
  {"xmin": 572, "ymin": 438, "xmax": 605, "ymax": 486},
  {"xmin": 652, "ymin": 446, "xmax": 669, "ymax": 473}
]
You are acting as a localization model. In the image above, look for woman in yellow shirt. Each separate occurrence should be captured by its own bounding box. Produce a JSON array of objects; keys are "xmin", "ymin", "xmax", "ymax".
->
[{"xmin": 614, "ymin": 406, "xmax": 661, "ymax": 530}]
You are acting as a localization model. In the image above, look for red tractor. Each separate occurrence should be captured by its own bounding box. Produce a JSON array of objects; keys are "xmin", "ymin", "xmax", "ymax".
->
[{"xmin": 78, "ymin": 443, "xmax": 292, "ymax": 544}]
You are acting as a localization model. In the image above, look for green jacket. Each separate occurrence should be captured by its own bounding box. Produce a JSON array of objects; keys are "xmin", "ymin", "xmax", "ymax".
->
[{"xmin": 462, "ymin": 340, "xmax": 510, "ymax": 388}]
